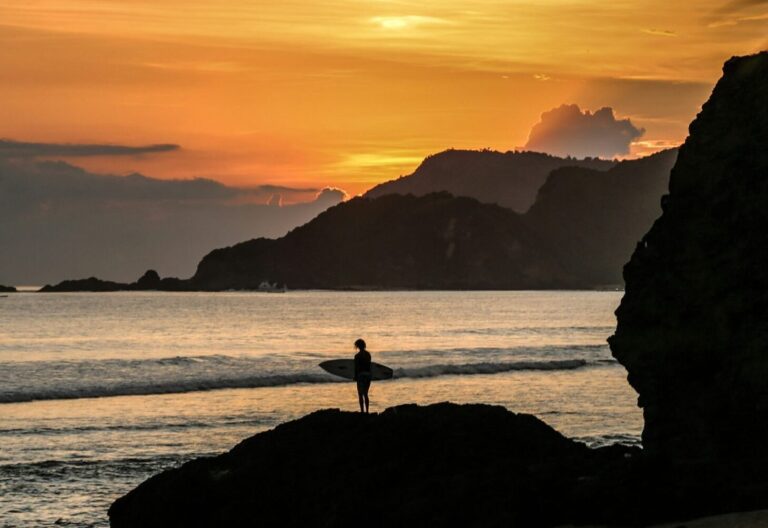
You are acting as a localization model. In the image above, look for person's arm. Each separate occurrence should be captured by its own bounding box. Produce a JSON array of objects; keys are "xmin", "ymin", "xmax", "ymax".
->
[{"xmin": 353, "ymin": 353, "xmax": 359, "ymax": 381}]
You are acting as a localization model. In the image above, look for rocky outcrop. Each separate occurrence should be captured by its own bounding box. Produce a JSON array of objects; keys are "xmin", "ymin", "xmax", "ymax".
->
[
  {"xmin": 109, "ymin": 403, "xmax": 641, "ymax": 528},
  {"xmin": 609, "ymin": 52, "xmax": 768, "ymax": 461},
  {"xmin": 40, "ymin": 270, "xmax": 184, "ymax": 292},
  {"xmin": 188, "ymin": 193, "xmax": 570, "ymax": 290},
  {"xmin": 108, "ymin": 402, "xmax": 768, "ymax": 527},
  {"xmin": 524, "ymin": 149, "xmax": 677, "ymax": 286},
  {"xmin": 365, "ymin": 149, "xmax": 614, "ymax": 212},
  {"xmin": 0, "ymin": 284, "xmax": 15, "ymax": 292}
]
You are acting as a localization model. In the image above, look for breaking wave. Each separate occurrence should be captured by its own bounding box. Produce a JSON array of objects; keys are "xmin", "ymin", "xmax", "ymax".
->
[{"xmin": 0, "ymin": 356, "xmax": 591, "ymax": 404}]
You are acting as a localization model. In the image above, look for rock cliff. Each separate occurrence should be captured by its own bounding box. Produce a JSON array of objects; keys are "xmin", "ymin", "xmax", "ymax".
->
[{"xmin": 609, "ymin": 52, "xmax": 768, "ymax": 460}]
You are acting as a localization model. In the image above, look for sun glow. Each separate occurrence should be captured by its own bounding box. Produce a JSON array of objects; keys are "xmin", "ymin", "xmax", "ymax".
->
[
  {"xmin": 370, "ymin": 15, "xmax": 448, "ymax": 30},
  {"xmin": 0, "ymin": 0, "xmax": 764, "ymax": 194}
]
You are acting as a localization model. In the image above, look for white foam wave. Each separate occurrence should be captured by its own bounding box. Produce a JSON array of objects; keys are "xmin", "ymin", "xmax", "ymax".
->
[
  {"xmin": 0, "ymin": 357, "xmax": 592, "ymax": 403},
  {"xmin": 395, "ymin": 359, "xmax": 587, "ymax": 378}
]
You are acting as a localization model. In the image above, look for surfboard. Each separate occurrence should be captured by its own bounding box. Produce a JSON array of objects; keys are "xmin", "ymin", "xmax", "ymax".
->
[{"xmin": 319, "ymin": 359, "xmax": 394, "ymax": 381}]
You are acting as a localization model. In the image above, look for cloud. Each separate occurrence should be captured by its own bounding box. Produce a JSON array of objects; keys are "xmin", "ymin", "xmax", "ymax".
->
[
  {"xmin": 523, "ymin": 104, "xmax": 645, "ymax": 159},
  {"xmin": 642, "ymin": 28, "xmax": 678, "ymax": 37},
  {"xmin": 708, "ymin": 0, "xmax": 768, "ymax": 25},
  {"xmin": 0, "ymin": 139, "xmax": 179, "ymax": 159},
  {"xmin": 718, "ymin": 0, "xmax": 768, "ymax": 12},
  {"xmin": 0, "ymin": 156, "xmax": 345, "ymax": 284},
  {"xmin": 314, "ymin": 187, "xmax": 348, "ymax": 204},
  {"xmin": 370, "ymin": 15, "xmax": 449, "ymax": 30}
]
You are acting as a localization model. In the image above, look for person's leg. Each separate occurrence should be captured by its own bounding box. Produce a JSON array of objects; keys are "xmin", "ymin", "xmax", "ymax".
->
[
  {"xmin": 362, "ymin": 379, "xmax": 371, "ymax": 413},
  {"xmin": 357, "ymin": 381, "xmax": 365, "ymax": 412}
]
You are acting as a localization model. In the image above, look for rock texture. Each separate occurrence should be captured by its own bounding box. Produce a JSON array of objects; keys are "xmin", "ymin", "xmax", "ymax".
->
[
  {"xmin": 524, "ymin": 149, "xmax": 677, "ymax": 286},
  {"xmin": 609, "ymin": 52, "xmax": 768, "ymax": 460},
  {"xmin": 365, "ymin": 149, "xmax": 614, "ymax": 212},
  {"xmin": 107, "ymin": 403, "xmax": 768, "ymax": 528},
  {"xmin": 109, "ymin": 403, "xmax": 642, "ymax": 528}
]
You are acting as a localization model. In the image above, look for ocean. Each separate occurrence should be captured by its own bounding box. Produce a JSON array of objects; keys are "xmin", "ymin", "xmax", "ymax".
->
[{"xmin": 0, "ymin": 290, "xmax": 640, "ymax": 527}]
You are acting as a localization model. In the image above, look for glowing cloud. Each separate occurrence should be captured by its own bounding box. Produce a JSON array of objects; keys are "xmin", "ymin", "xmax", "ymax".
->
[
  {"xmin": 370, "ymin": 15, "xmax": 449, "ymax": 30},
  {"xmin": 524, "ymin": 105, "xmax": 645, "ymax": 159}
]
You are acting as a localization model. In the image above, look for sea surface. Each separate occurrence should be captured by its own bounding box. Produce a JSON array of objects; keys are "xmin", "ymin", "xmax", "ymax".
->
[{"xmin": 0, "ymin": 291, "xmax": 640, "ymax": 527}]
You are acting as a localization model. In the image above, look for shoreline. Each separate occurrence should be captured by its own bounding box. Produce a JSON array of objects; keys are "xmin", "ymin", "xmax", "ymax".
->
[{"xmin": 16, "ymin": 285, "xmax": 625, "ymax": 293}]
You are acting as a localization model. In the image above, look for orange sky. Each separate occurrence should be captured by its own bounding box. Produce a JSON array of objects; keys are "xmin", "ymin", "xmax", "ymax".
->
[{"xmin": 1, "ymin": 0, "xmax": 766, "ymax": 197}]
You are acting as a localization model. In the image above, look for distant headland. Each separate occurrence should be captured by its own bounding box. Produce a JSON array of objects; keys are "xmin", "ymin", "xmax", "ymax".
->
[{"xmin": 41, "ymin": 149, "xmax": 676, "ymax": 292}]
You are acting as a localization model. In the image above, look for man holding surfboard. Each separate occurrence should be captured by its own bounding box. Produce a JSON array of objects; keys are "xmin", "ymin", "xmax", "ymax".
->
[
  {"xmin": 319, "ymin": 339, "xmax": 393, "ymax": 413},
  {"xmin": 353, "ymin": 338, "xmax": 372, "ymax": 413}
]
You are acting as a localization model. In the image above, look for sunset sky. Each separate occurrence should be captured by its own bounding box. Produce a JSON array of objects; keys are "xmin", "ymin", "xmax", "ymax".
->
[{"xmin": 1, "ymin": 0, "xmax": 766, "ymax": 197}]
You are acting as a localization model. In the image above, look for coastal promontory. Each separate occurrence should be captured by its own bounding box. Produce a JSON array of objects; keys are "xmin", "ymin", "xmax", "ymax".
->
[
  {"xmin": 609, "ymin": 51, "xmax": 768, "ymax": 461},
  {"xmin": 188, "ymin": 192, "xmax": 569, "ymax": 290}
]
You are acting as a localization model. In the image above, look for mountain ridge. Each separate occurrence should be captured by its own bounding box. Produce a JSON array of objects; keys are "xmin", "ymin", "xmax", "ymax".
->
[{"xmin": 365, "ymin": 149, "xmax": 615, "ymax": 212}]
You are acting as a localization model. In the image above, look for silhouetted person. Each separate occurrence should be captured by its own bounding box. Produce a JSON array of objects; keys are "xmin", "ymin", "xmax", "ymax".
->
[{"xmin": 354, "ymin": 338, "xmax": 372, "ymax": 413}]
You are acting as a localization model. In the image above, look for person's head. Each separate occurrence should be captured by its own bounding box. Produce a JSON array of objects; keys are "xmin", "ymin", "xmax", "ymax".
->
[{"xmin": 354, "ymin": 338, "xmax": 366, "ymax": 351}]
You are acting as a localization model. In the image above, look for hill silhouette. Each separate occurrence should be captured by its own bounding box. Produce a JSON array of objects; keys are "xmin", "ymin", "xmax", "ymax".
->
[
  {"xmin": 41, "ymin": 148, "xmax": 677, "ymax": 291},
  {"xmin": 185, "ymin": 151, "xmax": 674, "ymax": 290},
  {"xmin": 523, "ymin": 148, "xmax": 678, "ymax": 286},
  {"xmin": 188, "ymin": 193, "xmax": 569, "ymax": 290},
  {"xmin": 365, "ymin": 149, "xmax": 615, "ymax": 212}
]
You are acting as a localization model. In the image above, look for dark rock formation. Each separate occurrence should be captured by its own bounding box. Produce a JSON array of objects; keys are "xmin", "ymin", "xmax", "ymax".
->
[
  {"xmin": 40, "ymin": 276, "xmax": 127, "ymax": 292},
  {"xmin": 0, "ymin": 284, "xmax": 16, "ymax": 292},
  {"xmin": 524, "ymin": 149, "xmax": 677, "ymax": 286},
  {"xmin": 108, "ymin": 403, "xmax": 768, "ymax": 527},
  {"xmin": 109, "ymin": 403, "xmax": 641, "ymax": 528},
  {"xmin": 365, "ymin": 149, "xmax": 614, "ymax": 212},
  {"xmin": 188, "ymin": 193, "xmax": 570, "ymax": 290},
  {"xmin": 610, "ymin": 52, "xmax": 768, "ymax": 461},
  {"xmin": 40, "ymin": 270, "xmax": 185, "ymax": 292},
  {"xmin": 135, "ymin": 269, "xmax": 161, "ymax": 289}
]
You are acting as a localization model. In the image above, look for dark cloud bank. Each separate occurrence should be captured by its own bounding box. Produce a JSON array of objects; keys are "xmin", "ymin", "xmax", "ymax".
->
[
  {"xmin": 0, "ymin": 139, "xmax": 180, "ymax": 158},
  {"xmin": 0, "ymin": 142, "xmax": 345, "ymax": 285},
  {"xmin": 524, "ymin": 104, "xmax": 645, "ymax": 159}
]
